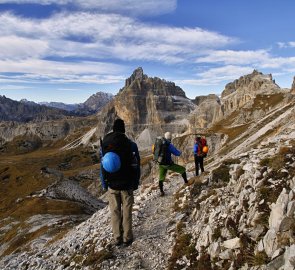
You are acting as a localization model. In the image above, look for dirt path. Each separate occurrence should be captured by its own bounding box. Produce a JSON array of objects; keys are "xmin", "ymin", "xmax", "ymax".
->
[{"xmin": 100, "ymin": 175, "xmax": 185, "ymax": 270}]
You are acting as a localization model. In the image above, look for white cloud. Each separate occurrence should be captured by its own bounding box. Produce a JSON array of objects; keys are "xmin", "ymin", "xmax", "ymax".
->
[
  {"xmin": 0, "ymin": 36, "xmax": 48, "ymax": 60},
  {"xmin": 0, "ymin": 12, "xmax": 236, "ymax": 65},
  {"xmin": 277, "ymin": 41, "xmax": 295, "ymax": 48},
  {"xmin": 0, "ymin": 84, "xmax": 33, "ymax": 90},
  {"xmin": 196, "ymin": 50, "xmax": 270, "ymax": 65},
  {"xmin": 260, "ymin": 56, "xmax": 295, "ymax": 69},
  {"xmin": 0, "ymin": 59, "xmax": 124, "ymax": 84},
  {"xmin": 0, "ymin": 0, "xmax": 177, "ymax": 16},
  {"xmin": 177, "ymin": 65, "xmax": 254, "ymax": 86}
]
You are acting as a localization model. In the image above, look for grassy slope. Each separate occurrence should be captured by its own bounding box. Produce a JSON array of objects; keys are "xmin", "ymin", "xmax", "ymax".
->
[{"xmin": 0, "ymin": 126, "xmax": 100, "ymax": 256}]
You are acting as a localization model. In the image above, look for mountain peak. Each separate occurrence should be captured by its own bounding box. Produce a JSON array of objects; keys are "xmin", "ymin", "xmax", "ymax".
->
[
  {"xmin": 221, "ymin": 70, "xmax": 279, "ymax": 98},
  {"xmin": 125, "ymin": 67, "xmax": 147, "ymax": 88}
]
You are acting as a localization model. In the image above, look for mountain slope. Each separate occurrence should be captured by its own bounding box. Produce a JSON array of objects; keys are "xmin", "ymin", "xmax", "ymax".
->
[{"xmin": 0, "ymin": 95, "xmax": 72, "ymax": 122}]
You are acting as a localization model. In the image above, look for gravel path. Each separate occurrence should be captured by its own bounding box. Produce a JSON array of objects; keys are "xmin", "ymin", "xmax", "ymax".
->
[{"xmin": 100, "ymin": 175, "xmax": 186, "ymax": 270}]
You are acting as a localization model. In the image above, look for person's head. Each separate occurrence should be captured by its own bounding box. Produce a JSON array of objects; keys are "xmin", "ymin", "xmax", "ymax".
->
[
  {"xmin": 164, "ymin": 132, "xmax": 172, "ymax": 141},
  {"xmin": 195, "ymin": 135, "xmax": 201, "ymax": 142},
  {"xmin": 113, "ymin": 118, "xmax": 125, "ymax": 133}
]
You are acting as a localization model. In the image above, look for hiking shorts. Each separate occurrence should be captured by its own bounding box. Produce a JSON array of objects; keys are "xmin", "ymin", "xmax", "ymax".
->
[{"xmin": 159, "ymin": 163, "xmax": 186, "ymax": 182}]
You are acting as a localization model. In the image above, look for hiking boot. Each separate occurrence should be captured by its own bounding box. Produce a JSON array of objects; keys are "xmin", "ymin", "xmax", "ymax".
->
[
  {"xmin": 159, "ymin": 181, "xmax": 165, "ymax": 196},
  {"xmin": 112, "ymin": 238, "xmax": 122, "ymax": 246},
  {"xmin": 122, "ymin": 239, "xmax": 133, "ymax": 247},
  {"xmin": 181, "ymin": 172, "xmax": 188, "ymax": 183}
]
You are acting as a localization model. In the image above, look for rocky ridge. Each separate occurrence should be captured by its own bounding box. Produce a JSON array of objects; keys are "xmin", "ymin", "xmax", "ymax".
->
[
  {"xmin": 0, "ymin": 95, "xmax": 72, "ymax": 122},
  {"xmin": 190, "ymin": 70, "xmax": 289, "ymax": 130}
]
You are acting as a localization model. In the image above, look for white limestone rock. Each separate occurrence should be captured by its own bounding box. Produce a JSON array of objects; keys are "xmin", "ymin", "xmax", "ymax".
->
[{"xmin": 222, "ymin": 237, "xmax": 241, "ymax": 249}]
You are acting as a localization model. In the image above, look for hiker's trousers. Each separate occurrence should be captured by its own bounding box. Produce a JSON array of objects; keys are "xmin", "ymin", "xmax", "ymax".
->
[
  {"xmin": 194, "ymin": 155, "xmax": 204, "ymax": 175},
  {"xmin": 159, "ymin": 163, "xmax": 186, "ymax": 182},
  {"xmin": 108, "ymin": 188, "xmax": 134, "ymax": 242}
]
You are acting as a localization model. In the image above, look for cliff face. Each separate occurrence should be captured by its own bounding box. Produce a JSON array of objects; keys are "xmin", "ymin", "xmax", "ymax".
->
[
  {"xmin": 190, "ymin": 94, "xmax": 222, "ymax": 130},
  {"xmin": 220, "ymin": 70, "xmax": 281, "ymax": 117},
  {"xmin": 191, "ymin": 70, "xmax": 288, "ymax": 129},
  {"xmin": 97, "ymin": 67, "xmax": 195, "ymax": 140}
]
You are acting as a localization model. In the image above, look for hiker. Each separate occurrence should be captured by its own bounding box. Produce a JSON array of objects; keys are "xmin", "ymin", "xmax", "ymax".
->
[
  {"xmin": 193, "ymin": 135, "xmax": 207, "ymax": 176},
  {"xmin": 100, "ymin": 118, "xmax": 140, "ymax": 247},
  {"xmin": 157, "ymin": 132, "xmax": 188, "ymax": 196}
]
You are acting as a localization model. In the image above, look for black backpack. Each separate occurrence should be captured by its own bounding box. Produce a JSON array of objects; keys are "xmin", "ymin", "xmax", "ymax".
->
[
  {"xmin": 101, "ymin": 132, "xmax": 134, "ymax": 190},
  {"xmin": 152, "ymin": 137, "xmax": 170, "ymax": 165}
]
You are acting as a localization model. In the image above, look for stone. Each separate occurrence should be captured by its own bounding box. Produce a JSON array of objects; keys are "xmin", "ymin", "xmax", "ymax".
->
[
  {"xmin": 208, "ymin": 242, "xmax": 221, "ymax": 258},
  {"xmin": 266, "ymin": 255, "xmax": 284, "ymax": 270},
  {"xmin": 283, "ymin": 244, "xmax": 295, "ymax": 269},
  {"xmin": 219, "ymin": 249, "xmax": 234, "ymax": 260},
  {"xmin": 222, "ymin": 237, "xmax": 241, "ymax": 249},
  {"xmin": 263, "ymin": 229, "xmax": 277, "ymax": 257},
  {"xmin": 287, "ymin": 201, "xmax": 295, "ymax": 217}
]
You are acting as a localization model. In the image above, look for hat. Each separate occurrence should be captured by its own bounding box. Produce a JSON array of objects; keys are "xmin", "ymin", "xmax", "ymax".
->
[
  {"xmin": 113, "ymin": 118, "xmax": 125, "ymax": 133},
  {"xmin": 164, "ymin": 132, "xmax": 172, "ymax": 140}
]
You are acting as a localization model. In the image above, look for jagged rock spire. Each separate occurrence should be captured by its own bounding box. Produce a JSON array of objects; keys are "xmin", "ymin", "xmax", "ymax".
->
[{"xmin": 125, "ymin": 67, "xmax": 147, "ymax": 88}]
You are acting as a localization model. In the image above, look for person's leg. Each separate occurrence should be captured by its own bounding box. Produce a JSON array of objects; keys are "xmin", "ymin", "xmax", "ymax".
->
[
  {"xmin": 159, "ymin": 165, "xmax": 168, "ymax": 195},
  {"xmin": 121, "ymin": 190, "xmax": 134, "ymax": 245},
  {"xmin": 108, "ymin": 188, "xmax": 123, "ymax": 244},
  {"xmin": 168, "ymin": 164, "xmax": 187, "ymax": 183},
  {"xmin": 181, "ymin": 171, "xmax": 188, "ymax": 183},
  {"xmin": 199, "ymin": 156, "xmax": 204, "ymax": 173},
  {"xmin": 194, "ymin": 154, "xmax": 199, "ymax": 176}
]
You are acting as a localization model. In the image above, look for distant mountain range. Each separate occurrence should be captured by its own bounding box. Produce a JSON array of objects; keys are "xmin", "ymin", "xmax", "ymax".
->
[
  {"xmin": 39, "ymin": 92, "xmax": 113, "ymax": 114},
  {"xmin": 0, "ymin": 91, "xmax": 113, "ymax": 122}
]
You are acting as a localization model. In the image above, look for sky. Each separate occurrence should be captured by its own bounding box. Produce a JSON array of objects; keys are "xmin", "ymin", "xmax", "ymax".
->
[{"xmin": 0, "ymin": 0, "xmax": 295, "ymax": 104}]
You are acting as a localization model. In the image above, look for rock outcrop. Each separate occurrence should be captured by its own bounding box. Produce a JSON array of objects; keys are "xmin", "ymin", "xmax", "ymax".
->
[
  {"xmin": 190, "ymin": 70, "xmax": 288, "ymax": 129},
  {"xmin": 190, "ymin": 94, "xmax": 222, "ymax": 130},
  {"xmin": 96, "ymin": 67, "xmax": 195, "ymax": 147}
]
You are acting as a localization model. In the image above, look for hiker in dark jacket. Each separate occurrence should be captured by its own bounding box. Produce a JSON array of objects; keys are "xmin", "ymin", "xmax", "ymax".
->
[
  {"xmin": 193, "ymin": 136, "xmax": 205, "ymax": 176},
  {"xmin": 100, "ymin": 118, "xmax": 140, "ymax": 247},
  {"xmin": 158, "ymin": 132, "xmax": 188, "ymax": 196}
]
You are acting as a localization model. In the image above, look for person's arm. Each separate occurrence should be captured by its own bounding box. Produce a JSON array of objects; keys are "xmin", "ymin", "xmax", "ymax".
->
[
  {"xmin": 168, "ymin": 143, "xmax": 181, "ymax": 156},
  {"xmin": 132, "ymin": 142, "xmax": 141, "ymax": 166},
  {"xmin": 99, "ymin": 148, "xmax": 108, "ymax": 190},
  {"xmin": 193, "ymin": 143, "xmax": 198, "ymax": 154},
  {"xmin": 131, "ymin": 142, "xmax": 141, "ymax": 189}
]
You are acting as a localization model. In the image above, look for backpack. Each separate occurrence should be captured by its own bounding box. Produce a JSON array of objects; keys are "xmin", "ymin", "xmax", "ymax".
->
[
  {"xmin": 152, "ymin": 136, "xmax": 170, "ymax": 165},
  {"xmin": 196, "ymin": 137, "xmax": 208, "ymax": 157},
  {"xmin": 101, "ymin": 132, "xmax": 136, "ymax": 190}
]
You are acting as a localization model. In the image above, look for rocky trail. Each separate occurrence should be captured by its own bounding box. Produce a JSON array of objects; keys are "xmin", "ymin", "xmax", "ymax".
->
[{"xmin": 100, "ymin": 172, "xmax": 191, "ymax": 270}]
